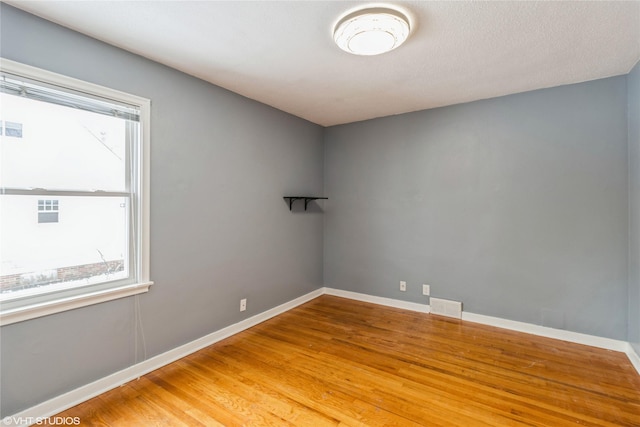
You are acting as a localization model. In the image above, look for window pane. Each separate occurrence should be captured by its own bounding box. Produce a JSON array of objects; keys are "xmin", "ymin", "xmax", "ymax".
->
[
  {"xmin": 0, "ymin": 93, "xmax": 135, "ymax": 192},
  {"xmin": 0, "ymin": 195, "xmax": 129, "ymax": 295},
  {"xmin": 38, "ymin": 212, "xmax": 59, "ymax": 223},
  {"xmin": 4, "ymin": 121, "xmax": 23, "ymax": 138}
]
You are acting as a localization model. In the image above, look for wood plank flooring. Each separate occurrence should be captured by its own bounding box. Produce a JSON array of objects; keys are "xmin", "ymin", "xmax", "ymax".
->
[{"xmin": 57, "ymin": 295, "xmax": 640, "ymax": 426}]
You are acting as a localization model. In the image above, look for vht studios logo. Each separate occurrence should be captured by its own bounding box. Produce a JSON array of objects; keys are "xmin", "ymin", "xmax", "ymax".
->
[{"xmin": 2, "ymin": 416, "xmax": 80, "ymax": 426}]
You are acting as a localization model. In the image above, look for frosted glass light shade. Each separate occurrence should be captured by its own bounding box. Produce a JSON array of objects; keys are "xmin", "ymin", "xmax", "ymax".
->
[{"xmin": 333, "ymin": 7, "xmax": 410, "ymax": 56}]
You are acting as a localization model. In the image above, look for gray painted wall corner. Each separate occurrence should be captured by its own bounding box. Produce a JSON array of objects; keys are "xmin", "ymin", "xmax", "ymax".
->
[
  {"xmin": 324, "ymin": 77, "xmax": 629, "ymax": 341},
  {"xmin": 628, "ymin": 59, "xmax": 640, "ymax": 354}
]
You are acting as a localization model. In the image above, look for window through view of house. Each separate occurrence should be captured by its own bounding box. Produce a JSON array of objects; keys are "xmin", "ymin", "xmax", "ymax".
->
[
  {"xmin": 0, "ymin": 120, "xmax": 23, "ymax": 138},
  {"xmin": 0, "ymin": 76, "xmax": 136, "ymax": 296},
  {"xmin": 37, "ymin": 199, "xmax": 59, "ymax": 223}
]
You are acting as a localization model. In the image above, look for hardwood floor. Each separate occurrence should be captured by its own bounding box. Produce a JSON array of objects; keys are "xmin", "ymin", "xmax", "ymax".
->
[{"xmin": 57, "ymin": 295, "xmax": 640, "ymax": 426}]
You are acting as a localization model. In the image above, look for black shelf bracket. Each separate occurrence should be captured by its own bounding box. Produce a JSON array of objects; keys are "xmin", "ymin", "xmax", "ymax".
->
[{"xmin": 283, "ymin": 196, "xmax": 328, "ymax": 211}]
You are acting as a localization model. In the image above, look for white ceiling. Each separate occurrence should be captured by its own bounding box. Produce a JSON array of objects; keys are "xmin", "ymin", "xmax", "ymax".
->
[{"xmin": 5, "ymin": 1, "xmax": 640, "ymax": 127}]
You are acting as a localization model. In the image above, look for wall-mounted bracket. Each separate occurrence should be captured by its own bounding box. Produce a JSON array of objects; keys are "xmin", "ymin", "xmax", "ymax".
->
[{"xmin": 283, "ymin": 196, "xmax": 328, "ymax": 211}]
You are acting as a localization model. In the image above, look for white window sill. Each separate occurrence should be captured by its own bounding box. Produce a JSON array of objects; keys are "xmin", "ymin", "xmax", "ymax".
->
[{"xmin": 0, "ymin": 281, "xmax": 153, "ymax": 326}]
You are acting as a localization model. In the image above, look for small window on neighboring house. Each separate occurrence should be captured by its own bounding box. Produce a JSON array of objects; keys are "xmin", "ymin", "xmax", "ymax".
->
[
  {"xmin": 38, "ymin": 199, "xmax": 59, "ymax": 223},
  {"xmin": 4, "ymin": 121, "xmax": 23, "ymax": 138}
]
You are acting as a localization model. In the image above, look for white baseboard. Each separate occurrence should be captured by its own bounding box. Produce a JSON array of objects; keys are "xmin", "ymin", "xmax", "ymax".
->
[
  {"xmin": 323, "ymin": 287, "xmax": 430, "ymax": 313},
  {"xmin": 461, "ymin": 311, "xmax": 628, "ymax": 352},
  {"xmin": 321, "ymin": 288, "xmax": 638, "ymax": 375},
  {"xmin": 4, "ymin": 288, "xmax": 323, "ymax": 426},
  {"xmin": 7, "ymin": 287, "xmax": 638, "ymax": 424},
  {"xmin": 627, "ymin": 343, "xmax": 640, "ymax": 374}
]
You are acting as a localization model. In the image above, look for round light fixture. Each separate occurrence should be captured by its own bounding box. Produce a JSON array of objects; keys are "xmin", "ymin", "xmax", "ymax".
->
[{"xmin": 333, "ymin": 7, "xmax": 411, "ymax": 56}]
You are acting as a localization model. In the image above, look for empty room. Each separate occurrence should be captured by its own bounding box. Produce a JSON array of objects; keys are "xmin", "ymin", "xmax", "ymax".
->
[{"xmin": 1, "ymin": 1, "xmax": 639, "ymax": 426}]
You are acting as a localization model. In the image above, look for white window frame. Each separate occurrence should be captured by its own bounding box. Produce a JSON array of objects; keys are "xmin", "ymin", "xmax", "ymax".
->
[{"xmin": 0, "ymin": 58, "xmax": 152, "ymax": 325}]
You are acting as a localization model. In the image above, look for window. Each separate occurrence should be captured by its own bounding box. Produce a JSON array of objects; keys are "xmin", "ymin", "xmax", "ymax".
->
[
  {"xmin": 37, "ymin": 199, "xmax": 59, "ymax": 223},
  {"xmin": 0, "ymin": 120, "xmax": 24, "ymax": 138},
  {"xmin": 0, "ymin": 59, "xmax": 152, "ymax": 325},
  {"xmin": 4, "ymin": 121, "xmax": 23, "ymax": 138}
]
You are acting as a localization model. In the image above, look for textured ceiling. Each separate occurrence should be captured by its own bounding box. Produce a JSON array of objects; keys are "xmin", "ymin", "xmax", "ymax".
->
[{"xmin": 5, "ymin": 1, "xmax": 640, "ymax": 126}]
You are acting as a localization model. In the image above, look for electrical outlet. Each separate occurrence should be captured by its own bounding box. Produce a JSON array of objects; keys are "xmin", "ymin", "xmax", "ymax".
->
[
  {"xmin": 399, "ymin": 281, "xmax": 407, "ymax": 292},
  {"xmin": 240, "ymin": 298, "xmax": 247, "ymax": 312},
  {"xmin": 422, "ymin": 284, "xmax": 430, "ymax": 296}
]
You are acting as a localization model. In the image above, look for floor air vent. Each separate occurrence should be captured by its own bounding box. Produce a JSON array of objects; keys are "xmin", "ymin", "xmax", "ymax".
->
[{"xmin": 430, "ymin": 297, "xmax": 462, "ymax": 319}]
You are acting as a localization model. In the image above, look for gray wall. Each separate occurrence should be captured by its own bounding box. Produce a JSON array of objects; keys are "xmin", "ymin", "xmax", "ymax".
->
[
  {"xmin": 324, "ymin": 77, "xmax": 629, "ymax": 341},
  {"xmin": 0, "ymin": 5, "xmax": 324, "ymax": 416},
  {"xmin": 629, "ymin": 60, "xmax": 640, "ymax": 354}
]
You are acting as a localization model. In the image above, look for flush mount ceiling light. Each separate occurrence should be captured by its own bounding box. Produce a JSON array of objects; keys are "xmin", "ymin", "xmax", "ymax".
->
[{"xmin": 333, "ymin": 6, "xmax": 411, "ymax": 56}]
